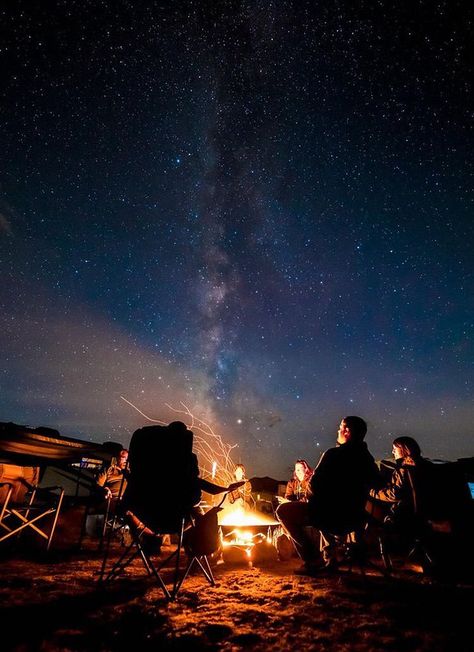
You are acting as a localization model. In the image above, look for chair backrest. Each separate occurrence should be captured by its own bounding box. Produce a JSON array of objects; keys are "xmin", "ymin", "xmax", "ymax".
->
[
  {"xmin": 123, "ymin": 424, "xmax": 201, "ymax": 532},
  {"xmin": 406, "ymin": 462, "xmax": 472, "ymax": 527}
]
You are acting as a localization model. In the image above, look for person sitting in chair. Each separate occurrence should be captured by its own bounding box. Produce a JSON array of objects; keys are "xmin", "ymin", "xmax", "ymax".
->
[
  {"xmin": 285, "ymin": 459, "xmax": 313, "ymax": 502},
  {"xmin": 369, "ymin": 436, "xmax": 434, "ymax": 528},
  {"xmin": 228, "ymin": 464, "xmax": 253, "ymax": 509},
  {"xmin": 122, "ymin": 421, "xmax": 244, "ymax": 535},
  {"xmin": 96, "ymin": 448, "xmax": 129, "ymax": 501},
  {"xmin": 277, "ymin": 416, "xmax": 379, "ymax": 574}
]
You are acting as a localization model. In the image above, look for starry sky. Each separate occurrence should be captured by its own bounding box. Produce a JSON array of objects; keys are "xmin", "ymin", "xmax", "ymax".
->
[{"xmin": 0, "ymin": 1, "xmax": 472, "ymax": 477}]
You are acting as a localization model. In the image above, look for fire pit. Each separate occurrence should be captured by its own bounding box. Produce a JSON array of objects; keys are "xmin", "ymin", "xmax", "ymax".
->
[{"xmin": 218, "ymin": 507, "xmax": 280, "ymax": 565}]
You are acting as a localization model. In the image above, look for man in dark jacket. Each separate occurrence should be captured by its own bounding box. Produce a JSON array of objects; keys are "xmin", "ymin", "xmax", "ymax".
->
[{"xmin": 277, "ymin": 416, "xmax": 379, "ymax": 573}]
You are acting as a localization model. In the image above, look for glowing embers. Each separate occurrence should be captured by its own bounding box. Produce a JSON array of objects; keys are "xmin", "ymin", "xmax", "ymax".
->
[
  {"xmin": 220, "ymin": 509, "xmax": 280, "ymax": 565},
  {"xmin": 219, "ymin": 505, "xmax": 278, "ymax": 527}
]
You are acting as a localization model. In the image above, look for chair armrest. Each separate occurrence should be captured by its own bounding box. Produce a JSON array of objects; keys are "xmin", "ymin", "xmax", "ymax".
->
[{"xmin": 33, "ymin": 485, "xmax": 65, "ymax": 499}]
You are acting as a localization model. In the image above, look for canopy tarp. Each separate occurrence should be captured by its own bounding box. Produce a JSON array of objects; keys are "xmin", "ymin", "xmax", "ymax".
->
[{"xmin": 0, "ymin": 422, "xmax": 113, "ymax": 466}]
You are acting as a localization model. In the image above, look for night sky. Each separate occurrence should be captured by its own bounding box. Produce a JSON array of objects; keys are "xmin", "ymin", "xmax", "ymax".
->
[{"xmin": 1, "ymin": 1, "xmax": 472, "ymax": 477}]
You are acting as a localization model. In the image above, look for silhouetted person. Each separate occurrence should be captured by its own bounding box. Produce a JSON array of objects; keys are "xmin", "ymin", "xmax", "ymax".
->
[
  {"xmin": 277, "ymin": 416, "xmax": 379, "ymax": 574},
  {"xmin": 122, "ymin": 421, "xmax": 243, "ymax": 534}
]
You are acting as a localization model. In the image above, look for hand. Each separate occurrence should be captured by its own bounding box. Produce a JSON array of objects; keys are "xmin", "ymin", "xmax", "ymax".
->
[{"xmin": 227, "ymin": 481, "xmax": 245, "ymax": 492}]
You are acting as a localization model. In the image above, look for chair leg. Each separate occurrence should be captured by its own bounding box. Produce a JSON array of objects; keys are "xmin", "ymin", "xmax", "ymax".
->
[
  {"xmin": 47, "ymin": 489, "xmax": 64, "ymax": 551},
  {"xmin": 379, "ymin": 535, "xmax": 393, "ymax": 572},
  {"xmin": 99, "ymin": 515, "xmax": 216, "ymax": 602},
  {"xmin": 341, "ymin": 531, "xmax": 388, "ymax": 577},
  {"xmin": 0, "ymin": 485, "xmax": 13, "ymax": 524},
  {"xmin": 345, "ymin": 541, "xmax": 367, "ymax": 575},
  {"xmin": 98, "ymin": 512, "xmax": 116, "ymax": 582},
  {"xmin": 101, "ymin": 526, "xmax": 152, "ymax": 582},
  {"xmin": 98, "ymin": 496, "xmax": 113, "ymax": 551},
  {"xmin": 174, "ymin": 518, "xmax": 185, "ymax": 589},
  {"xmin": 172, "ymin": 554, "xmax": 215, "ymax": 599},
  {"xmin": 196, "ymin": 555, "xmax": 215, "ymax": 585},
  {"xmin": 408, "ymin": 538, "xmax": 434, "ymax": 573},
  {"xmin": 100, "ymin": 529, "xmax": 172, "ymax": 601},
  {"xmin": 103, "ymin": 544, "xmax": 140, "ymax": 581}
]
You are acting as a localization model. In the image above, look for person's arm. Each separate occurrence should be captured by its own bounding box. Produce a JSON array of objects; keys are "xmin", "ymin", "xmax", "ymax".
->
[
  {"xmin": 199, "ymin": 478, "xmax": 245, "ymax": 495},
  {"xmin": 284, "ymin": 479, "xmax": 296, "ymax": 501},
  {"xmin": 96, "ymin": 467, "xmax": 113, "ymax": 499},
  {"xmin": 370, "ymin": 469, "xmax": 403, "ymax": 502},
  {"xmin": 96, "ymin": 469, "xmax": 107, "ymax": 488}
]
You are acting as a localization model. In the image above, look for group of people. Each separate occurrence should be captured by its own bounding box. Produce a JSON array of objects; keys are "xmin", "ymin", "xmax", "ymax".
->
[
  {"xmin": 277, "ymin": 416, "xmax": 435, "ymax": 574},
  {"xmin": 94, "ymin": 415, "xmax": 435, "ymax": 575},
  {"xmin": 95, "ymin": 422, "xmax": 246, "ymax": 535}
]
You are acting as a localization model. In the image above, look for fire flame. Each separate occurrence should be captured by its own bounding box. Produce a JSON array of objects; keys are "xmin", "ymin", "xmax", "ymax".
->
[{"xmin": 219, "ymin": 506, "xmax": 278, "ymax": 527}]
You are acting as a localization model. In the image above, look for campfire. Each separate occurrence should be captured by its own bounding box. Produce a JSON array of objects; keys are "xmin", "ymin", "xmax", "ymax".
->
[
  {"xmin": 119, "ymin": 399, "xmax": 283, "ymax": 564},
  {"xmin": 219, "ymin": 506, "xmax": 280, "ymax": 564}
]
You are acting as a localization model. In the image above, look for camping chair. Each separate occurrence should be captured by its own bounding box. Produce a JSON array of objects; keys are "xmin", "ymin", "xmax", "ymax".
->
[
  {"xmin": 319, "ymin": 518, "xmax": 387, "ymax": 577},
  {"xmin": 342, "ymin": 524, "xmax": 388, "ymax": 576},
  {"xmin": 0, "ymin": 464, "xmax": 64, "ymax": 551},
  {"xmin": 79, "ymin": 461, "xmax": 129, "ymax": 550},
  {"xmin": 378, "ymin": 463, "xmax": 471, "ymax": 575},
  {"xmin": 98, "ymin": 423, "xmax": 226, "ymax": 600},
  {"xmin": 100, "ymin": 495, "xmax": 224, "ymax": 600}
]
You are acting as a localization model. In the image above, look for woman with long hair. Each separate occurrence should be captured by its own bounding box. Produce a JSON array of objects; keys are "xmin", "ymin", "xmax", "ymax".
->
[
  {"xmin": 370, "ymin": 436, "xmax": 433, "ymax": 524},
  {"xmin": 285, "ymin": 459, "xmax": 313, "ymax": 502}
]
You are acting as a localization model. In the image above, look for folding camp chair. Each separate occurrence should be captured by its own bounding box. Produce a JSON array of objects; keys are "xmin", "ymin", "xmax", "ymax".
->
[
  {"xmin": 80, "ymin": 461, "xmax": 129, "ymax": 550},
  {"xmin": 378, "ymin": 463, "xmax": 472, "ymax": 575},
  {"xmin": 99, "ymin": 423, "xmax": 228, "ymax": 600},
  {"xmin": 315, "ymin": 517, "xmax": 387, "ymax": 577},
  {"xmin": 100, "ymin": 501, "xmax": 222, "ymax": 600},
  {"xmin": 0, "ymin": 464, "xmax": 64, "ymax": 551}
]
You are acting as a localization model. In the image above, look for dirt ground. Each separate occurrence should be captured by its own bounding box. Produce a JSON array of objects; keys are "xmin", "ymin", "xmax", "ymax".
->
[{"xmin": 0, "ymin": 538, "xmax": 472, "ymax": 652}]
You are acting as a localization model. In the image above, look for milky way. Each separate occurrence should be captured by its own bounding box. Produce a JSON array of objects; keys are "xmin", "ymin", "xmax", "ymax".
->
[{"xmin": 0, "ymin": 2, "xmax": 472, "ymax": 476}]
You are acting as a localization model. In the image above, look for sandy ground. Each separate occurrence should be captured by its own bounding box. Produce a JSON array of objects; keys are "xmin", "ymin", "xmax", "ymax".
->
[{"xmin": 0, "ymin": 538, "xmax": 472, "ymax": 652}]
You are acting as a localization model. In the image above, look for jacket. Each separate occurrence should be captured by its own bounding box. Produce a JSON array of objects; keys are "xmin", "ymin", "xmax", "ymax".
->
[
  {"xmin": 285, "ymin": 477, "xmax": 311, "ymax": 502},
  {"xmin": 370, "ymin": 457, "xmax": 435, "ymax": 523},
  {"xmin": 308, "ymin": 440, "xmax": 379, "ymax": 533},
  {"xmin": 96, "ymin": 464, "xmax": 128, "ymax": 498},
  {"xmin": 228, "ymin": 480, "xmax": 252, "ymax": 507}
]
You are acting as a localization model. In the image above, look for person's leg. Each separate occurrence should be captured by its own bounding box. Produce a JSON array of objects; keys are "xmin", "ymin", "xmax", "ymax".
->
[
  {"xmin": 319, "ymin": 530, "xmax": 340, "ymax": 565},
  {"xmin": 276, "ymin": 502, "xmax": 319, "ymax": 563}
]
